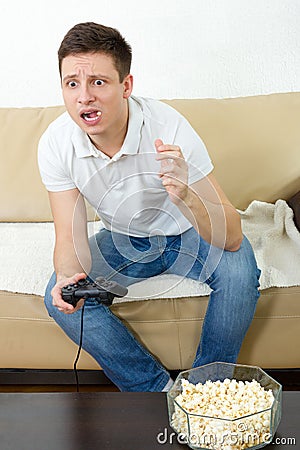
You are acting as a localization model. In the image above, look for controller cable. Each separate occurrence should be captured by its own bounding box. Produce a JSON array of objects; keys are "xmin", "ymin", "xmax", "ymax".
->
[{"xmin": 73, "ymin": 301, "xmax": 85, "ymax": 392}]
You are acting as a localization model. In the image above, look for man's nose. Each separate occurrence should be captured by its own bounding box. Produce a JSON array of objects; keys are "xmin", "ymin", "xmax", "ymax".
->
[{"xmin": 78, "ymin": 85, "xmax": 96, "ymax": 104}]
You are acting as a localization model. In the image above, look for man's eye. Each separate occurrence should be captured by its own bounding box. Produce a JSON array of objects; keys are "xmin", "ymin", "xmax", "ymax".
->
[
  {"xmin": 94, "ymin": 79, "xmax": 104, "ymax": 86},
  {"xmin": 68, "ymin": 81, "xmax": 77, "ymax": 88}
]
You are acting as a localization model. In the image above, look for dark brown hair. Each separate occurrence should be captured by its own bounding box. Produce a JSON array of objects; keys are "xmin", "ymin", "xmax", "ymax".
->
[{"xmin": 58, "ymin": 22, "xmax": 132, "ymax": 82}]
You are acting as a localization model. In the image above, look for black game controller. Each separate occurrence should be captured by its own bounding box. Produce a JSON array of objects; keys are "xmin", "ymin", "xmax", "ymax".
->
[{"xmin": 61, "ymin": 277, "xmax": 128, "ymax": 307}]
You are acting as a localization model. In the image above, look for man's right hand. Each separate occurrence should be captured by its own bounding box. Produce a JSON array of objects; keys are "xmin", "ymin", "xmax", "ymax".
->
[{"xmin": 51, "ymin": 272, "xmax": 87, "ymax": 314}]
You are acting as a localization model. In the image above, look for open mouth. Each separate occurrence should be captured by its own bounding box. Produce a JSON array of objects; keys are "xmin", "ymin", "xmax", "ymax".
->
[{"xmin": 80, "ymin": 110, "xmax": 102, "ymax": 123}]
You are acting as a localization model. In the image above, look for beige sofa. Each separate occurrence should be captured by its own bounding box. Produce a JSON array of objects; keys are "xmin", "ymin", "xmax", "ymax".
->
[{"xmin": 0, "ymin": 93, "xmax": 299, "ymax": 376}]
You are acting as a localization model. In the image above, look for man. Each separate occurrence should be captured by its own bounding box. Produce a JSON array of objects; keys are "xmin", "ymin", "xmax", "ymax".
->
[{"xmin": 38, "ymin": 22, "xmax": 261, "ymax": 392}]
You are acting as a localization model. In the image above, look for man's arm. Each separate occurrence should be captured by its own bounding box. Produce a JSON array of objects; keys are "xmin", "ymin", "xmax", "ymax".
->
[
  {"xmin": 49, "ymin": 188, "xmax": 92, "ymax": 313},
  {"xmin": 179, "ymin": 173, "xmax": 243, "ymax": 251},
  {"xmin": 155, "ymin": 139, "xmax": 243, "ymax": 252}
]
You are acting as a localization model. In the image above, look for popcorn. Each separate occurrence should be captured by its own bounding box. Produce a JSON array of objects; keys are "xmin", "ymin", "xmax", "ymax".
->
[{"xmin": 171, "ymin": 378, "xmax": 274, "ymax": 450}]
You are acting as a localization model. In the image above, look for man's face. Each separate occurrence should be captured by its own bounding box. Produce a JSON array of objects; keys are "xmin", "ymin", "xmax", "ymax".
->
[{"xmin": 61, "ymin": 52, "xmax": 133, "ymax": 146}]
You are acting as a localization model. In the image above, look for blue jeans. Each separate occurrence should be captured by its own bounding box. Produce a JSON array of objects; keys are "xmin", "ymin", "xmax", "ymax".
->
[{"xmin": 44, "ymin": 227, "xmax": 260, "ymax": 391}]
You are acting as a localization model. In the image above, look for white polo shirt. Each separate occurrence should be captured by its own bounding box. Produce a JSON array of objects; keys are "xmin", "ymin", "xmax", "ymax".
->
[{"xmin": 38, "ymin": 96, "xmax": 213, "ymax": 237}]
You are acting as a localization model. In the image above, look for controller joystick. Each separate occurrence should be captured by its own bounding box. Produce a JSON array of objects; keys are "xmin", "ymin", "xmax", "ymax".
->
[{"xmin": 61, "ymin": 277, "xmax": 128, "ymax": 307}]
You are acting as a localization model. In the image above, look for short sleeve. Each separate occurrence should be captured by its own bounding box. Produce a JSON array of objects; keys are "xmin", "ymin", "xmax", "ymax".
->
[
  {"xmin": 173, "ymin": 115, "xmax": 214, "ymax": 185},
  {"xmin": 38, "ymin": 129, "xmax": 76, "ymax": 192}
]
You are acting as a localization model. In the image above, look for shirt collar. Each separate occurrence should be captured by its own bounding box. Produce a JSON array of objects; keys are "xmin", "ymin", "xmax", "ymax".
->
[{"xmin": 71, "ymin": 96, "xmax": 144, "ymax": 160}]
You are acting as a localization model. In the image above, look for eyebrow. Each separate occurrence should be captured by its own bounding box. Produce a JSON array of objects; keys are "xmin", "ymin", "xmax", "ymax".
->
[{"xmin": 62, "ymin": 73, "xmax": 112, "ymax": 82}]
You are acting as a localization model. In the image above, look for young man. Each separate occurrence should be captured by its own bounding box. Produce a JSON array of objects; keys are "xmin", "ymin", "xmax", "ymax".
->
[{"xmin": 38, "ymin": 22, "xmax": 261, "ymax": 392}]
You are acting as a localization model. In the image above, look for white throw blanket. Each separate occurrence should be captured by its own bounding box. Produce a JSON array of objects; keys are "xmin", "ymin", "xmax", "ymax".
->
[
  {"xmin": 239, "ymin": 199, "xmax": 300, "ymax": 290},
  {"xmin": 0, "ymin": 200, "xmax": 299, "ymax": 302}
]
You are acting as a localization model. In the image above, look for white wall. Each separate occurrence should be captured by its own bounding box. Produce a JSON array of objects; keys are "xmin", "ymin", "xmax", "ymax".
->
[{"xmin": 1, "ymin": 0, "xmax": 299, "ymax": 107}]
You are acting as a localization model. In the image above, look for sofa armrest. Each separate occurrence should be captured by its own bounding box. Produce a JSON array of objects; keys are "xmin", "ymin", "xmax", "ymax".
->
[{"xmin": 287, "ymin": 191, "xmax": 300, "ymax": 232}]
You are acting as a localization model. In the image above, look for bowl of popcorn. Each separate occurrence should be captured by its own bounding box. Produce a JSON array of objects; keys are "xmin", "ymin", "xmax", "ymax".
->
[{"xmin": 167, "ymin": 362, "xmax": 282, "ymax": 450}]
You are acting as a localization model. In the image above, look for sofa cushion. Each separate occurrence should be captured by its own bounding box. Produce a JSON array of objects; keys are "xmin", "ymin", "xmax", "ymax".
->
[
  {"xmin": 0, "ymin": 106, "xmax": 65, "ymax": 222},
  {"xmin": 1, "ymin": 287, "xmax": 299, "ymax": 370}
]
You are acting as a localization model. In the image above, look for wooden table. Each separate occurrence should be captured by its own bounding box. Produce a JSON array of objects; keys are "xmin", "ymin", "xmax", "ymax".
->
[{"xmin": 0, "ymin": 391, "xmax": 298, "ymax": 449}]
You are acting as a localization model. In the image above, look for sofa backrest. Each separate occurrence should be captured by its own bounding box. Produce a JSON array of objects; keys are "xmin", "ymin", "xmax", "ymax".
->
[
  {"xmin": 1, "ymin": 93, "xmax": 299, "ymax": 222},
  {"xmin": 1, "ymin": 105, "xmax": 65, "ymax": 222}
]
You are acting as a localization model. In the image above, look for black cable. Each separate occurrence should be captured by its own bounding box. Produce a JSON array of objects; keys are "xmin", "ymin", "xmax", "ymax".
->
[{"xmin": 73, "ymin": 302, "xmax": 85, "ymax": 392}]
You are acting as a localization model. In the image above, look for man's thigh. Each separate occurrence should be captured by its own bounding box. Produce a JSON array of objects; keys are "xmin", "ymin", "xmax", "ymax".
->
[
  {"xmin": 165, "ymin": 227, "xmax": 224, "ymax": 283},
  {"xmin": 165, "ymin": 228, "xmax": 259, "ymax": 290},
  {"xmin": 88, "ymin": 228, "xmax": 167, "ymax": 286}
]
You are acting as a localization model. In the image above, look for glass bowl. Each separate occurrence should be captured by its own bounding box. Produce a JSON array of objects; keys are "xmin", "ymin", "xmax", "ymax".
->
[{"xmin": 167, "ymin": 362, "xmax": 282, "ymax": 450}]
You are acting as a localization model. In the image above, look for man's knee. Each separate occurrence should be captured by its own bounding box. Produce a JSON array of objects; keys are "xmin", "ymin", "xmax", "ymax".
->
[
  {"xmin": 44, "ymin": 272, "xmax": 57, "ymax": 315},
  {"xmin": 213, "ymin": 236, "xmax": 260, "ymax": 290}
]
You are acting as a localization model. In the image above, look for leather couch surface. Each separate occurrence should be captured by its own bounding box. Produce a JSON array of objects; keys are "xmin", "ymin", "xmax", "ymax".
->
[
  {"xmin": 0, "ymin": 287, "xmax": 299, "ymax": 370},
  {"xmin": 1, "ymin": 93, "xmax": 299, "ymax": 371},
  {"xmin": 1, "ymin": 93, "xmax": 299, "ymax": 221}
]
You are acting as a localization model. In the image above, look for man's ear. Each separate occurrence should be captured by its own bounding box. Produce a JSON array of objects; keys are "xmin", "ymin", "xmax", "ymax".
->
[{"xmin": 123, "ymin": 74, "xmax": 133, "ymax": 99}]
